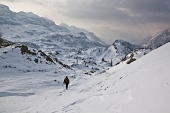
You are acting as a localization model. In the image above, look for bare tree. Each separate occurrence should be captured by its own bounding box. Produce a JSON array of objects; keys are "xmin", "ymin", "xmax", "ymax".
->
[
  {"xmin": 76, "ymin": 59, "xmax": 78, "ymax": 64},
  {"xmin": 110, "ymin": 59, "xmax": 113, "ymax": 66}
]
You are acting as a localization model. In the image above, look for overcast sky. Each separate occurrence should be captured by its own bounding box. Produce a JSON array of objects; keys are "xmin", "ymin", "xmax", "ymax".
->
[{"xmin": 1, "ymin": 0, "xmax": 170, "ymax": 45}]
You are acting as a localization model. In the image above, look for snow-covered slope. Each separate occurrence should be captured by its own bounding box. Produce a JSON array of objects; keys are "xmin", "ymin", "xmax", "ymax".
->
[
  {"xmin": 0, "ymin": 41, "xmax": 170, "ymax": 113},
  {"xmin": 68, "ymin": 39, "xmax": 142, "ymax": 68},
  {"xmin": 142, "ymin": 28, "xmax": 170, "ymax": 49},
  {"xmin": 98, "ymin": 39, "xmax": 141, "ymax": 66},
  {"xmin": 0, "ymin": 44, "xmax": 73, "ymax": 75},
  {"xmin": 60, "ymin": 23, "xmax": 108, "ymax": 46}
]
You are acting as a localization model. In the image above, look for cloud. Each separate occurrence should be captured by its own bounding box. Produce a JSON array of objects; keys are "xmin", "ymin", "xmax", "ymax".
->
[
  {"xmin": 121, "ymin": 0, "xmax": 170, "ymax": 23},
  {"xmin": 57, "ymin": 0, "xmax": 170, "ymax": 42},
  {"xmin": 60, "ymin": 0, "xmax": 170, "ymax": 24},
  {"xmin": 1, "ymin": 0, "xmax": 170, "ymax": 44},
  {"xmin": 123, "ymin": 0, "xmax": 170, "ymax": 13}
]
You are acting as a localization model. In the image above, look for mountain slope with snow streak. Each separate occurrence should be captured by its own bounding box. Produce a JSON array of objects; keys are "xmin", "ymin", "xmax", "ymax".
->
[
  {"xmin": 60, "ymin": 23, "xmax": 108, "ymax": 46},
  {"xmin": 142, "ymin": 28, "xmax": 170, "ymax": 49}
]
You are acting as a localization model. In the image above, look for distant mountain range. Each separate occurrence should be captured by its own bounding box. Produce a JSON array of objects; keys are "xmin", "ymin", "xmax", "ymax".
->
[
  {"xmin": 59, "ymin": 23, "xmax": 108, "ymax": 46},
  {"xmin": 0, "ymin": 3, "xmax": 170, "ymax": 75},
  {"xmin": 0, "ymin": 4, "xmax": 104, "ymax": 50}
]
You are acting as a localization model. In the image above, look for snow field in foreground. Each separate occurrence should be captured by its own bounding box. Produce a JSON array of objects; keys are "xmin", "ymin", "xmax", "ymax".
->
[{"xmin": 0, "ymin": 43, "xmax": 170, "ymax": 113}]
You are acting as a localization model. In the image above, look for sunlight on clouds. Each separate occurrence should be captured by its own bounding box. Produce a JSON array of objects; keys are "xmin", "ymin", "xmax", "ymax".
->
[{"xmin": 116, "ymin": 7, "xmax": 140, "ymax": 17}]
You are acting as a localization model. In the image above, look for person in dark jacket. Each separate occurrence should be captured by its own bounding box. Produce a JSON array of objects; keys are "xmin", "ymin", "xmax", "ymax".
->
[{"xmin": 63, "ymin": 76, "xmax": 69, "ymax": 90}]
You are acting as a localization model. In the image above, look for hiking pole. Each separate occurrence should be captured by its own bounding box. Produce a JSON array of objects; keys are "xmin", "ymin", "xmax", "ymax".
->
[{"xmin": 63, "ymin": 83, "xmax": 65, "ymax": 91}]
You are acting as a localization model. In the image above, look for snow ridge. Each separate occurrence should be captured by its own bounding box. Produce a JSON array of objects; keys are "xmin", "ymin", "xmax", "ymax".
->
[{"xmin": 112, "ymin": 39, "xmax": 141, "ymax": 59}]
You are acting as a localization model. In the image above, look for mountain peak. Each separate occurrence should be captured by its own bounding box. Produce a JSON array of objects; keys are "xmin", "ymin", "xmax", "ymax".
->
[
  {"xmin": 113, "ymin": 39, "xmax": 127, "ymax": 44},
  {"xmin": 113, "ymin": 39, "xmax": 137, "ymax": 47},
  {"xmin": 112, "ymin": 39, "xmax": 141, "ymax": 59},
  {"xmin": 0, "ymin": 4, "xmax": 12, "ymax": 15},
  {"xmin": 0, "ymin": 4, "xmax": 10, "ymax": 11}
]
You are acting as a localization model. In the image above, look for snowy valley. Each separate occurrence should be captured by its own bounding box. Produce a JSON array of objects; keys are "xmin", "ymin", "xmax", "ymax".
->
[{"xmin": 0, "ymin": 4, "xmax": 170, "ymax": 113}]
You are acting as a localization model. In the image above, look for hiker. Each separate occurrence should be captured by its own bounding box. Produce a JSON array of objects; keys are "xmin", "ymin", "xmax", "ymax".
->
[{"xmin": 63, "ymin": 76, "xmax": 69, "ymax": 90}]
